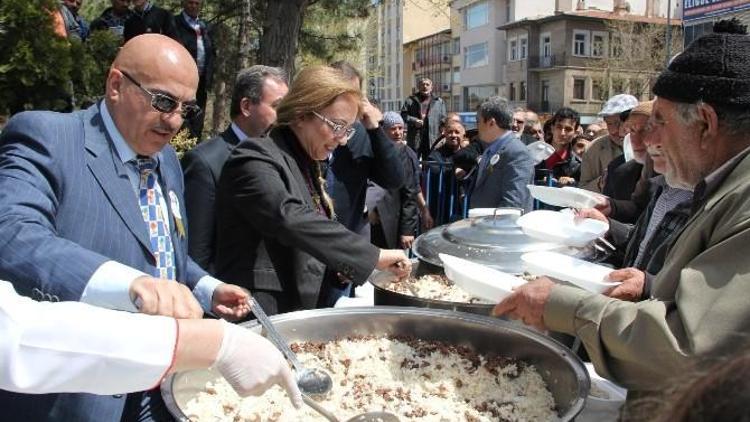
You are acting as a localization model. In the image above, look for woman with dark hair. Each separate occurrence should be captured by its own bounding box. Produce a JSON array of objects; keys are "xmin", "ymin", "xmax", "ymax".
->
[{"xmin": 214, "ymin": 66, "xmax": 411, "ymax": 315}]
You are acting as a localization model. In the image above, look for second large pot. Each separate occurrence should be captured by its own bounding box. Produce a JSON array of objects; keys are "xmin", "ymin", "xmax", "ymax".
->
[
  {"xmin": 412, "ymin": 211, "xmax": 599, "ymax": 274},
  {"xmin": 369, "ymin": 259, "xmax": 496, "ymax": 315}
]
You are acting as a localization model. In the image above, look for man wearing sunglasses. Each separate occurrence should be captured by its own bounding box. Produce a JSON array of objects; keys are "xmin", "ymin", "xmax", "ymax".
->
[{"xmin": 0, "ymin": 34, "xmax": 260, "ymax": 422}]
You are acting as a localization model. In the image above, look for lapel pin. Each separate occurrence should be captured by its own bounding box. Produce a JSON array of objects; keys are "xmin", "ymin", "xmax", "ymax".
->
[{"xmin": 169, "ymin": 191, "xmax": 186, "ymax": 239}]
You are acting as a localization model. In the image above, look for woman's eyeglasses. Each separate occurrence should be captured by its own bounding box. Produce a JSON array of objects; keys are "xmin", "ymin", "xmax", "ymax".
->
[
  {"xmin": 119, "ymin": 70, "xmax": 201, "ymax": 120},
  {"xmin": 312, "ymin": 111, "xmax": 356, "ymax": 141}
]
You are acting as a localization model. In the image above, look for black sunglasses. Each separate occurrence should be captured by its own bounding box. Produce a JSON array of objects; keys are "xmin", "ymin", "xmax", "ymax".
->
[{"xmin": 119, "ymin": 70, "xmax": 201, "ymax": 120}]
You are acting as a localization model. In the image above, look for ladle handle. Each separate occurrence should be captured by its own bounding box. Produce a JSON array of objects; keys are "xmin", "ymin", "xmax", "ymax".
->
[
  {"xmin": 249, "ymin": 299, "xmax": 304, "ymax": 372},
  {"xmin": 302, "ymin": 393, "xmax": 339, "ymax": 422}
]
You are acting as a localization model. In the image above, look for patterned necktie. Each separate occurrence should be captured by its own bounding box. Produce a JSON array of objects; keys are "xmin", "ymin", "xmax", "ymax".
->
[{"xmin": 136, "ymin": 157, "xmax": 175, "ymax": 280}]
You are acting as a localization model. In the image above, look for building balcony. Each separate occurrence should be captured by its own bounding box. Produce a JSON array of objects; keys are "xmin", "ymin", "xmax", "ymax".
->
[
  {"xmin": 412, "ymin": 55, "xmax": 452, "ymax": 70},
  {"xmin": 528, "ymin": 55, "xmax": 559, "ymax": 69}
]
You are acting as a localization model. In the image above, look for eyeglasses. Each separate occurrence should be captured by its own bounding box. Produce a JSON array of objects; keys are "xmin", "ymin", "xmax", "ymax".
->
[
  {"xmin": 119, "ymin": 70, "xmax": 201, "ymax": 120},
  {"xmin": 312, "ymin": 111, "xmax": 356, "ymax": 140}
]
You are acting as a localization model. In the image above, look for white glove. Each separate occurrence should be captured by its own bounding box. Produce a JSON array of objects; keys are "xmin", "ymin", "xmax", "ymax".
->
[{"xmin": 214, "ymin": 321, "xmax": 302, "ymax": 408}]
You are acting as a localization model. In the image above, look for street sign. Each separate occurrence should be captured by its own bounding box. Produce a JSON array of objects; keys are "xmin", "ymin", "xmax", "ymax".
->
[{"xmin": 683, "ymin": 0, "xmax": 750, "ymax": 22}]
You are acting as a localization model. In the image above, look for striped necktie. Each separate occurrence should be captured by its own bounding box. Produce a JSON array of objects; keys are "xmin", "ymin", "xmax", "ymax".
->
[{"xmin": 136, "ymin": 157, "xmax": 175, "ymax": 280}]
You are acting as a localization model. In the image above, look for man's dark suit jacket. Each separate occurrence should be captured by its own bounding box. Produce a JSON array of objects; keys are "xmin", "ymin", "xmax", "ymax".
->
[
  {"xmin": 214, "ymin": 126, "xmax": 380, "ymax": 315},
  {"xmin": 182, "ymin": 126, "xmax": 241, "ymax": 273},
  {"xmin": 326, "ymin": 122, "xmax": 404, "ymax": 235},
  {"xmin": 603, "ymin": 155, "xmax": 644, "ymax": 202},
  {"xmin": 123, "ymin": 4, "xmax": 176, "ymax": 42},
  {"xmin": 367, "ymin": 143, "xmax": 419, "ymax": 249},
  {"xmin": 173, "ymin": 13, "xmax": 214, "ymax": 85},
  {"xmin": 0, "ymin": 104, "xmax": 206, "ymax": 421},
  {"xmin": 173, "ymin": 12, "xmax": 214, "ymax": 137}
]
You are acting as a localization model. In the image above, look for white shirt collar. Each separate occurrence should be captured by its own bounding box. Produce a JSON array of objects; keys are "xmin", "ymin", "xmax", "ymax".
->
[
  {"xmin": 182, "ymin": 11, "xmax": 200, "ymax": 27},
  {"xmin": 230, "ymin": 122, "xmax": 250, "ymax": 142}
]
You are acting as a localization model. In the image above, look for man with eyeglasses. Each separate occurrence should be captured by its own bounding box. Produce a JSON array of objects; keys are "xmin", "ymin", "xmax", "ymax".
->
[
  {"xmin": 182, "ymin": 65, "xmax": 288, "ymax": 274},
  {"xmin": 578, "ymin": 93, "xmax": 638, "ymax": 193},
  {"xmin": 493, "ymin": 20, "xmax": 750, "ymax": 408},
  {"xmin": 0, "ymin": 34, "xmax": 260, "ymax": 422},
  {"xmin": 510, "ymin": 107, "xmax": 526, "ymax": 135}
]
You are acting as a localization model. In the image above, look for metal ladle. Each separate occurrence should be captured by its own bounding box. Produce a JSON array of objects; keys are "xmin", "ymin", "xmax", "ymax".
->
[
  {"xmin": 249, "ymin": 299, "xmax": 333, "ymax": 396},
  {"xmin": 302, "ymin": 393, "xmax": 400, "ymax": 422}
]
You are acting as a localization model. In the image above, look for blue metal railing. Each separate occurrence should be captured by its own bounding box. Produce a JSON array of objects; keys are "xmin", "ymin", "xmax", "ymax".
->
[
  {"xmin": 420, "ymin": 160, "xmax": 469, "ymax": 232},
  {"xmin": 418, "ymin": 162, "xmax": 557, "ymax": 234}
]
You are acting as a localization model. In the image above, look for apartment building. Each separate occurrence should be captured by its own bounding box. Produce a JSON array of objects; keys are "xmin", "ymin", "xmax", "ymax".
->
[
  {"xmin": 365, "ymin": 0, "xmax": 449, "ymax": 112},
  {"xmin": 499, "ymin": 1, "xmax": 680, "ymax": 122},
  {"xmin": 681, "ymin": 0, "xmax": 750, "ymax": 45},
  {"xmin": 450, "ymin": 0, "xmax": 558, "ymax": 111}
]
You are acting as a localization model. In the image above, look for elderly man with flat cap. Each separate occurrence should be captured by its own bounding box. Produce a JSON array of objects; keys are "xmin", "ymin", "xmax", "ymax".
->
[
  {"xmin": 494, "ymin": 19, "xmax": 750, "ymax": 404},
  {"xmin": 0, "ymin": 34, "xmax": 263, "ymax": 421},
  {"xmin": 579, "ymin": 93, "xmax": 639, "ymax": 192}
]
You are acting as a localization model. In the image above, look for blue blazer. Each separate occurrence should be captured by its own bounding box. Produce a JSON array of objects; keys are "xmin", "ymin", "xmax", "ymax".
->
[
  {"xmin": 0, "ymin": 104, "xmax": 206, "ymax": 421},
  {"xmin": 469, "ymin": 135, "xmax": 535, "ymax": 212}
]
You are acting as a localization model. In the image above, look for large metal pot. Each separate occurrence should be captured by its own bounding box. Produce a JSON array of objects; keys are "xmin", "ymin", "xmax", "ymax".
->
[
  {"xmin": 413, "ymin": 211, "xmax": 599, "ymax": 274},
  {"xmin": 161, "ymin": 307, "xmax": 589, "ymax": 421},
  {"xmin": 370, "ymin": 259, "xmax": 496, "ymax": 316}
]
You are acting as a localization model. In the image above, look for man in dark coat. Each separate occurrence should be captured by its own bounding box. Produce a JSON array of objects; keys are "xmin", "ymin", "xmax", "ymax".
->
[
  {"xmin": 401, "ymin": 77, "xmax": 447, "ymax": 160},
  {"xmin": 173, "ymin": 0, "xmax": 214, "ymax": 138},
  {"xmin": 182, "ymin": 65, "xmax": 288, "ymax": 273},
  {"xmin": 124, "ymin": 0, "xmax": 177, "ymax": 42},
  {"xmin": 90, "ymin": 0, "xmax": 132, "ymax": 40},
  {"xmin": 367, "ymin": 112, "xmax": 419, "ymax": 249},
  {"xmin": 325, "ymin": 62, "xmax": 405, "ymax": 240}
]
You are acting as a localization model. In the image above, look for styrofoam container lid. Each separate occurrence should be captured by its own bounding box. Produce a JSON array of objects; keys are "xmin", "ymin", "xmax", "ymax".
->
[
  {"xmin": 467, "ymin": 208, "xmax": 523, "ymax": 218},
  {"xmin": 439, "ymin": 253, "xmax": 526, "ymax": 302},
  {"xmin": 521, "ymin": 251, "xmax": 620, "ymax": 294},
  {"xmin": 527, "ymin": 185, "xmax": 607, "ymax": 209},
  {"xmin": 517, "ymin": 210, "xmax": 609, "ymax": 248},
  {"xmin": 527, "ymin": 140, "xmax": 556, "ymax": 165}
]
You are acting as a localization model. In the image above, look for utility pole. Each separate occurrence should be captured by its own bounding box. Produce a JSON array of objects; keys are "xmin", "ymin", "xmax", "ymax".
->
[{"xmin": 666, "ymin": 0, "xmax": 672, "ymax": 67}]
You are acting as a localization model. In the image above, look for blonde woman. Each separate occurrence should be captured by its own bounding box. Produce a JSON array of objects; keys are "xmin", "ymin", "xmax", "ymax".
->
[{"xmin": 215, "ymin": 66, "xmax": 411, "ymax": 314}]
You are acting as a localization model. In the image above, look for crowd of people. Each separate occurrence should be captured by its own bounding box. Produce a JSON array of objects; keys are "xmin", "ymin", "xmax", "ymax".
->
[
  {"xmin": 53, "ymin": 0, "xmax": 215, "ymax": 137},
  {"xmin": 1, "ymin": 10, "xmax": 750, "ymax": 422}
]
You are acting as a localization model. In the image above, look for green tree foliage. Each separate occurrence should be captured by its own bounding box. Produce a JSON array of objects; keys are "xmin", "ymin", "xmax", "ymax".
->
[
  {"xmin": 0, "ymin": 0, "xmax": 120, "ymax": 115},
  {"xmin": 70, "ymin": 30, "xmax": 121, "ymax": 107},
  {"xmin": 298, "ymin": 0, "xmax": 370, "ymax": 66},
  {"xmin": 1, "ymin": 0, "xmax": 372, "ymax": 128},
  {"xmin": 0, "ymin": 0, "xmax": 74, "ymax": 114}
]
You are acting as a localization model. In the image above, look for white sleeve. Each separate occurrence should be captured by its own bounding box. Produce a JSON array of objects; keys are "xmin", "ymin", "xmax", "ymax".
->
[{"xmin": 0, "ymin": 280, "xmax": 177, "ymax": 395}]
